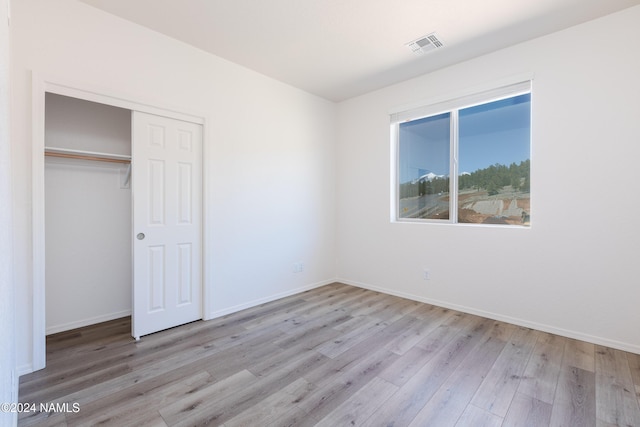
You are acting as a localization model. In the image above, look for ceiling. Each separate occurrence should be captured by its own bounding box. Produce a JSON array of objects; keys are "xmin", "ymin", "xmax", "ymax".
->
[{"xmin": 79, "ymin": 0, "xmax": 640, "ymax": 102}]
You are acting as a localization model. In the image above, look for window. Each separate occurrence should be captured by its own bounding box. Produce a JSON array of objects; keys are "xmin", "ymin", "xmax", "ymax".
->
[{"xmin": 393, "ymin": 81, "xmax": 531, "ymax": 226}]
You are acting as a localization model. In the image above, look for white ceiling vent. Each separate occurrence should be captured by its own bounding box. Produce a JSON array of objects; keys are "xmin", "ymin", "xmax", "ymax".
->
[{"xmin": 406, "ymin": 33, "xmax": 444, "ymax": 55}]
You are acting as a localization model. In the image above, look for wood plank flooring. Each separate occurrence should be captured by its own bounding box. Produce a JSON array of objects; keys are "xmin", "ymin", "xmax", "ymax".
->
[{"xmin": 18, "ymin": 283, "xmax": 640, "ymax": 426}]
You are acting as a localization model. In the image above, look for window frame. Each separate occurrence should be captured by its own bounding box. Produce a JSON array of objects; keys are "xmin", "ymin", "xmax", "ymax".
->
[{"xmin": 391, "ymin": 80, "xmax": 532, "ymax": 226}]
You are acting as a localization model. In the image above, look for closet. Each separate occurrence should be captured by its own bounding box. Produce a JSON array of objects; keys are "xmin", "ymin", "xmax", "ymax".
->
[
  {"xmin": 44, "ymin": 93, "xmax": 204, "ymax": 340},
  {"xmin": 45, "ymin": 93, "xmax": 133, "ymax": 334}
]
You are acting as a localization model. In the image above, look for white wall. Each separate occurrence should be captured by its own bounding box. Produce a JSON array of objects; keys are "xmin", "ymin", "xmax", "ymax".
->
[
  {"xmin": 45, "ymin": 94, "xmax": 132, "ymax": 334},
  {"xmin": 1, "ymin": 0, "xmax": 18, "ymax": 423},
  {"xmin": 11, "ymin": 0, "xmax": 336, "ymax": 373},
  {"xmin": 336, "ymin": 6, "xmax": 640, "ymax": 353}
]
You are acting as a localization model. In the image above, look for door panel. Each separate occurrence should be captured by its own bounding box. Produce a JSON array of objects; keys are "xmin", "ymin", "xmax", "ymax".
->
[
  {"xmin": 132, "ymin": 112, "xmax": 203, "ymax": 339},
  {"xmin": 177, "ymin": 243, "xmax": 192, "ymax": 305}
]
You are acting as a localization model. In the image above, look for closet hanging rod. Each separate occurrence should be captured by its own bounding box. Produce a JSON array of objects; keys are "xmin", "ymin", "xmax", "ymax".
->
[
  {"xmin": 45, "ymin": 152, "xmax": 131, "ymax": 164},
  {"xmin": 44, "ymin": 146, "xmax": 131, "ymax": 164}
]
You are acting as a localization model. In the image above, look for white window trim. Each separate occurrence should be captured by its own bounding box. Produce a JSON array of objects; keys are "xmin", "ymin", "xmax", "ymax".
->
[
  {"xmin": 391, "ymin": 78, "xmax": 532, "ymax": 225},
  {"xmin": 389, "ymin": 73, "xmax": 534, "ymax": 119}
]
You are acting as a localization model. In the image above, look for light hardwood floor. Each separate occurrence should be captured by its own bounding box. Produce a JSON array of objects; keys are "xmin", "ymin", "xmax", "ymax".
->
[{"xmin": 19, "ymin": 283, "xmax": 640, "ymax": 426}]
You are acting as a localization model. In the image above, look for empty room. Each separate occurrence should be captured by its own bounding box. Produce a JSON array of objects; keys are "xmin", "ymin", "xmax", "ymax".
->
[{"xmin": 2, "ymin": 0, "xmax": 640, "ymax": 426}]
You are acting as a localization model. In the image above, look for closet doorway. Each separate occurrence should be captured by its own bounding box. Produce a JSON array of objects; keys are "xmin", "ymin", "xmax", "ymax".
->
[
  {"xmin": 34, "ymin": 81, "xmax": 206, "ymax": 370},
  {"xmin": 45, "ymin": 94, "xmax": 133, "ymax": 336}
]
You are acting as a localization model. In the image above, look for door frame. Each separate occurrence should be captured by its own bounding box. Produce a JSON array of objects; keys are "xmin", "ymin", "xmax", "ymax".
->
[{"xmin": 31, "ymin": 72, "xmax": 211, "ymax": 371}]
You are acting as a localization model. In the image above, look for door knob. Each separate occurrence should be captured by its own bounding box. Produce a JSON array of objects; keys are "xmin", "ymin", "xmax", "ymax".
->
[{"xmin": 136, "ymin": 233, "xmax": 145, "ymax": 240}]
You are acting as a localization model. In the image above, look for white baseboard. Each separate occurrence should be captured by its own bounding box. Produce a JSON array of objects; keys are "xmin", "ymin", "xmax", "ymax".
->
[
  {"xmin": 337, "ymin": 278, "xmax": 640, "ymax": 355},
  {"xmin": 46, "ymin": 309, "xmax": 132, "ymax": 335},
  {"xmin": 207, "ymin": 279, "xmax": 334, "ymax": 320},
  {"xmin": 17, "ymin": 363, "xmax": 33, "ymax": 377}
]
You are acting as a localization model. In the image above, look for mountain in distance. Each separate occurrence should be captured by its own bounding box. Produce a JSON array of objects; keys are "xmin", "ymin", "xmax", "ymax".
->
[
  {"xmin": 412, "ymin": 171, "xmax": 445, "ymax": 184},
  {"xmin": 410, "ymin": 171, "xmax": 484, "ymax": 184}
]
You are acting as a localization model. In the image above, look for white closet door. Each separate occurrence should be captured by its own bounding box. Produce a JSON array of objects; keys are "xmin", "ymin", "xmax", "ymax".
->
[{"xmin": 131, "ymin": 111, "xmax": 203, "ymax": 340}]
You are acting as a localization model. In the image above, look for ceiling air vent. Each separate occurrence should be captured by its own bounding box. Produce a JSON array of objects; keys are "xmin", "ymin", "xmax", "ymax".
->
[{"xmin": 406, "ymin": 33, "xmax": 444, "ymax": 55}]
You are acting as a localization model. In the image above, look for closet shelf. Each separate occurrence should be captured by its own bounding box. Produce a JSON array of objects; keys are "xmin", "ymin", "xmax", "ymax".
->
[{"xmin": 44, "ymin": 146, "xmax": 131, "ymax": 164}]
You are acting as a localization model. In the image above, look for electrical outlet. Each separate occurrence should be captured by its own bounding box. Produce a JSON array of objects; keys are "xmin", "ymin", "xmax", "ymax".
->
[
  {"xmin": 423, "ymin": 269, "xmax": 430, "ymax": 280},
  {"xmin": 293, "ymin": 262, "xmax": 304, "ymax": 273}
]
